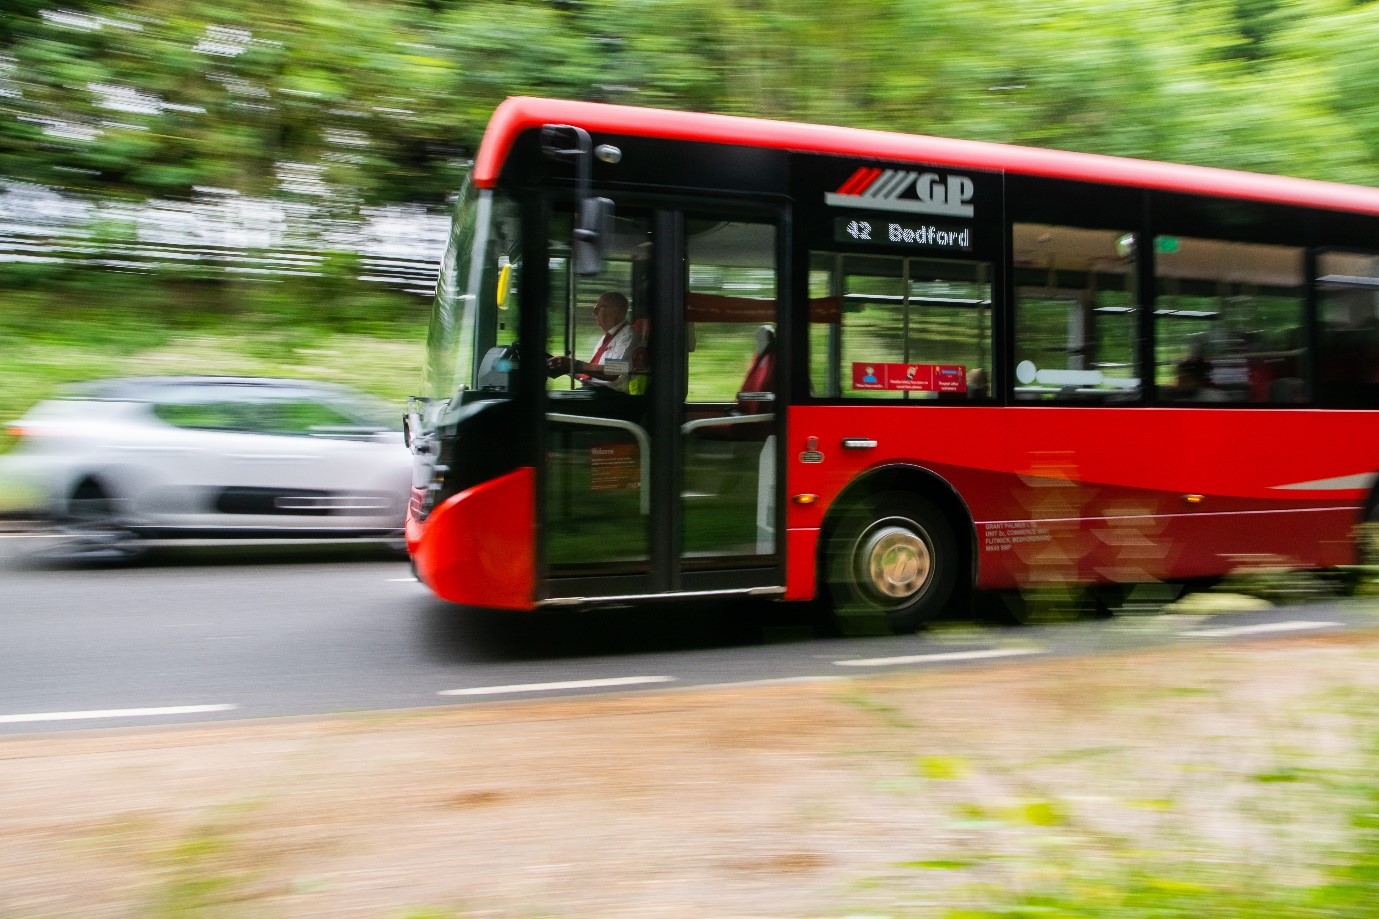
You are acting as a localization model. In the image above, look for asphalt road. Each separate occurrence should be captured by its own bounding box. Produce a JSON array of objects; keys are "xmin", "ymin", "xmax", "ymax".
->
[{"xmin": 2, "ymin": 531, "xmax": 1376, "ymax": 736}]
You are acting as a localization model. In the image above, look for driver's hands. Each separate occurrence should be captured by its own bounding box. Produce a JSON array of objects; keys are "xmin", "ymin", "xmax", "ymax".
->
[{"xmin": 546, "ymin": 354, "xmax": 573, "ymax": 377}]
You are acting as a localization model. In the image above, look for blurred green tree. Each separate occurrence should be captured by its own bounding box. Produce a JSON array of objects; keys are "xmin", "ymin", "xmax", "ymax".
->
[
  {"xmin": 4, "ymin": 0, "xmax": 1379, "ymax": 208},
  {"xmin": 0, "ymin": 0, "xmax": 469, "ymax": 203}
]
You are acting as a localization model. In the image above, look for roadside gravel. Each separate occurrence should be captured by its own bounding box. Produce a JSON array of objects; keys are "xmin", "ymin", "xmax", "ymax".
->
[{"xmin": 4, "ymin": 632, "xmax": 1379, "ymax": 918}]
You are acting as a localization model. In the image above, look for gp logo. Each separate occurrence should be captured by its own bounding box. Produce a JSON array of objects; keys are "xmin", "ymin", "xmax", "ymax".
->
[{"xmin": 825, "ymin": 167, "xmax": 975, "ymax": 218}]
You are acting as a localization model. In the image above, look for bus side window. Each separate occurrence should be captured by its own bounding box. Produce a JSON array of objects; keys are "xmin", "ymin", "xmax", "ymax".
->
[
  {"xmin": 809, "ymin": 252, "xmax": 993, "ymax": 402},
  {"xmin": 1154, "ymin": 236, "xmax": 1305, "ymax": 405},
  {"xmin": 1011, "ymin": 224, "xmax": 1141, "ymax": 404},
  {"xmin": 1317, "ymin": 252, "xmax": 1379, "ymax": 408}
]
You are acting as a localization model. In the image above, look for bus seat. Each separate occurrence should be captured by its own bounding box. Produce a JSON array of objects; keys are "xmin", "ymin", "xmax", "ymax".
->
[
  {"xmin": 1269, "ymin": 376, "xmax": 1307, "ymax": 404},
  {"xmin": 737, "ymin": 325, "xmax": 775, "ymax": 415}
]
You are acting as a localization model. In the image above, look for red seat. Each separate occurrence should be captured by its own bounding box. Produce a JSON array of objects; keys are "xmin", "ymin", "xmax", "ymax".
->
[{"xmin": 737, "ymin": 326, "xmax": 775, "ymax": 415}]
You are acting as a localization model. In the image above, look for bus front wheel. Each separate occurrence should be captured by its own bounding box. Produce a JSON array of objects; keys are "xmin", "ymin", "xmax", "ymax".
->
[{"xmin": 825, "ymin": 492, "xmax": 956, "ymax": 635}]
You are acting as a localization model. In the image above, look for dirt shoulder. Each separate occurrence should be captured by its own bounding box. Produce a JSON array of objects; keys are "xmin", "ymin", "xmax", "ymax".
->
[{"xmin": 5, "ymin": 632, "xmax": 1379, "ymax": 918}]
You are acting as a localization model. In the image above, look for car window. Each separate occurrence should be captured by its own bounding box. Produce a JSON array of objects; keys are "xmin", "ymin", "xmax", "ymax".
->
[
  {"xmin": 260, "ymin": 399, "xmax": 369, "ymax": 436},
  {"xmin": 152, "ymin": 400, "xmax": 255, "ymax": 431},
  {"xmin": 149, "ymin": 385, "xmax": 393, "ymax": 437},
  {"xmin": 329, "ymin": 394, "xmax": 396, "ymax": 429}
]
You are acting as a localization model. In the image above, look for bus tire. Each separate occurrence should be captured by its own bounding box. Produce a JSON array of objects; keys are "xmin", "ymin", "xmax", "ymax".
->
[
  {"xmin": 1347, "ymin": 495, "xmax": 1379, "ymax": 595},
  {"xmin": 825, "ymin": 491, "xmax": 957, "ymax": 636}
]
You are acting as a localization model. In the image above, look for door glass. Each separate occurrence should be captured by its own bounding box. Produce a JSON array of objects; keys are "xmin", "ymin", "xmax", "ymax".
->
[
  {"xmin": 682, "ymin": 219, "xmax": 778, "ymax": 564},
  {"xmin": 543, "ymin": 210, "xmax": 655, "ymax": 575}
]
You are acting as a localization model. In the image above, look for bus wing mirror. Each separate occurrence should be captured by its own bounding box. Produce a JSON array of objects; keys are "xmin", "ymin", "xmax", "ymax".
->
[
  {"xmin": 542, "ymin": 123, "xmax": 613, "ymax": 276},
  {"xmin": 574, "ymin": 196, "xmax": 613, "ymax": 276},
  {"xmin": 404, "ymin": 395, "xmax": 434, "ymax": 452}
]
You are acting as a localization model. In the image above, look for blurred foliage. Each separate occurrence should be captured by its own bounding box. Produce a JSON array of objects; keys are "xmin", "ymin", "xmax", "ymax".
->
[
  {"xmin": 1, "ymin": 0, "xmax": 471, "ymax": 203},
  {"xmin": 9, "ymin": 0, "xmax": 1379, "ymax": 439},
  {"xmin": 0, "ymin": 275, "xmax": 426, "ymax": 436},
  {"xmin": 9, "ymin": 0, "xmax": 1379, "ymax": 208}
]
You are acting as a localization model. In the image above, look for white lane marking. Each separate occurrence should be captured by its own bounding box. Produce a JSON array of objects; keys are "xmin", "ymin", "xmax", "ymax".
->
[
  {"xmin": 1180, "ymin": 620, "xmax": 1340, "ymax": 639},
  {"xmin": 0, "ymin": 533, "xmax": 64, "ymax": 539},
  {"xmin": 696, "ymin": 675, "xmax": 844, "ymax": 689},
  {"xmin": 387, "ymin": 577, "xmax": 418, "ymax": 582},
  {"xmin": 0, "ymin": 703, "xmax": 238, "ymax": 724},
  {"xmin": 834, "ymin": 647, "xmax": 1044, "ymax": 668},
  {"xmin": 439, "ymin": 676, "xmax": 677, "ymax": 697}
]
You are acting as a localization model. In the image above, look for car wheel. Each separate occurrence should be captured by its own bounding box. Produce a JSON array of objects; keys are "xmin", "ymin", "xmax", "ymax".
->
[
  {"xmin": 825, "ymin": 491, "xmax": 957, "ymax": 636},
  {"xmin": 59, "ymin": 478, "xmax": 145, "ymax": 561}
]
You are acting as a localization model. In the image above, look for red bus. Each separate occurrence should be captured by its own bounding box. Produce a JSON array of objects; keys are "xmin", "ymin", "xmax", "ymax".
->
[{"xmin": 405, "ymin": 96, "xmax": 1379, "ymax": 635}]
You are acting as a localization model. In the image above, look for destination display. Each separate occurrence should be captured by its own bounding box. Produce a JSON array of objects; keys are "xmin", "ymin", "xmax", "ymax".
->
[{"xmin": 834, "ymin": 216, "xmax": 973, "ymax": 251}]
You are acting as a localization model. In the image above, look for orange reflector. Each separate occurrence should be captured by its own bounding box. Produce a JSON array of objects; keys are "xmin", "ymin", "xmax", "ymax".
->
[
  {"xmin": 1184, "ymin": 494, "xmax": 1204, "ymax": 504},
  {"xmin": 4, "ymin": 426, "xmax": 25, "ymax": 438},
  {"xmin": 793, "ymin": 494, "xmax": 818, "ymax": 505}
]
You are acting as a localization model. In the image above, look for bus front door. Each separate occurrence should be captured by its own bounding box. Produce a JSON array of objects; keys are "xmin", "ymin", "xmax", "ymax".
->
[{"xmin": 539, "ymin": 207, "xmax": 784, "ymax": 603}]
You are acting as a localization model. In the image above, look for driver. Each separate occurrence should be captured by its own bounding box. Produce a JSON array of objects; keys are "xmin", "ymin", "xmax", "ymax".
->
[{"xmin": 546, "ymin": 291, "xmax": 640, "ymax": 394}]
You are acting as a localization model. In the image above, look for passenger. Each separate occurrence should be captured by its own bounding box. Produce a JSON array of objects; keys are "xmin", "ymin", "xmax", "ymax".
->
[
  {"xmin": 1168, "ymin": 357, "xmax": 1230, "ymax": 402},
  {"xmin": 546, "ymin": 291, "xmax": 641, "ymax": 394},
  {"xmin": 1269, "ymin": 376, "xmax": 1307, "ymax": 404},
  {"xmin": 967, "ymin": 367, "xmax": 989, "ymax": 400}
]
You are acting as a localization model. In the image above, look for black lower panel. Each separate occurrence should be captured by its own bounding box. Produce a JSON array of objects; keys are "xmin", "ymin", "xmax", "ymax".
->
[{"xmin": 214, "ymin": 487, "xmax": 398, "ymax": 517}]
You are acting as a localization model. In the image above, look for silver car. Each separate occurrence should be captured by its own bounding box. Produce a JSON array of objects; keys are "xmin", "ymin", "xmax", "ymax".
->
[{"xmin": 1, "ymin": 377, "xmax": 410, "ymax": 554}]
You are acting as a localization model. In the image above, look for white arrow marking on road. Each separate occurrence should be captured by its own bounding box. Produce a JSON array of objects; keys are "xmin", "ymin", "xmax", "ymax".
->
[
  {"xmin": 834, "ymin": 647, "xmax": 1044, "ymax": 668},
  {"xmin": 439, "ymin": 676, "xmax": 677, "ymax": 696},
  {"xmin": 0, "ymin": 704, "xmax": 238, "ymax": 724},
  {"xmin": 1179, "ymin": 620, "xmax": 1339, "ymax": 639}
]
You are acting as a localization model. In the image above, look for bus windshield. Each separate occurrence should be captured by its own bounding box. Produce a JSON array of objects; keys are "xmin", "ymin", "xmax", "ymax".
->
[{"xmin": 423, "ymin": 182, "xmax": 521, "ymax": 424}]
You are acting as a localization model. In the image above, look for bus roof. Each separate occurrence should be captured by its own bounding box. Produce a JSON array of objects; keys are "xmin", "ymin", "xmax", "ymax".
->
[{"xmin": 474, "ymin": 96, "xmax": 1379, "ymax": 217}]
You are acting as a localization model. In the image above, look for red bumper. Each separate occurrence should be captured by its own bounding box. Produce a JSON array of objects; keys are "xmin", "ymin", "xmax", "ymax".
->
[{"xmin": 407, "ymin": 467, "xmax": 537, "ymax": 610}]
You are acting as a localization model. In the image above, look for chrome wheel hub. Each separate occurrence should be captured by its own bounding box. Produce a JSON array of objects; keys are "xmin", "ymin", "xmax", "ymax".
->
[{"xmin": 857, "ymin": 522, "xmax": 931, "ymax": 602}]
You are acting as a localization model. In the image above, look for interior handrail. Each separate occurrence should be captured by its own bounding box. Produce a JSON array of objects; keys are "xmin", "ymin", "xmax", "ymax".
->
[{"xmin": 681, "ymin": 413, "xmax": 775, "ymax": 435}]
